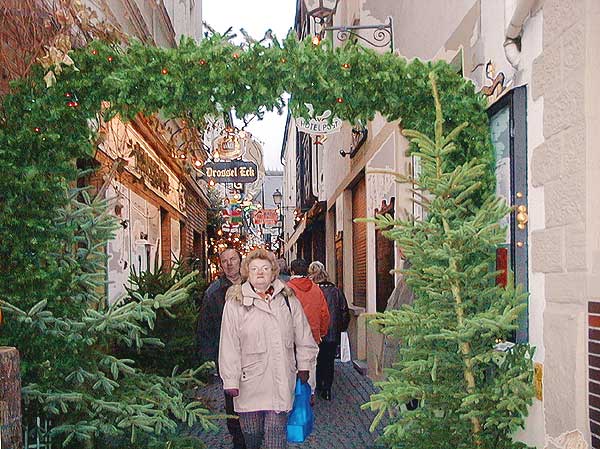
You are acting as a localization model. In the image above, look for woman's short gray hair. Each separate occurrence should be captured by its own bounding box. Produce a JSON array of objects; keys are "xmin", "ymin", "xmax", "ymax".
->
[
  {"xmin": 240, "ymin": 248, "xmax": 280, "ymax": 281},
  {"xmin": 308, "ymin": 261, "xmax": 329, "ymax": 284}
]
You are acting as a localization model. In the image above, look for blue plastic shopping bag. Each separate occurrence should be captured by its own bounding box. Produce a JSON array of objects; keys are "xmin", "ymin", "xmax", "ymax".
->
[{"xmin": 287, "ymin": 378, "xmax": 314, "ymax": 442}]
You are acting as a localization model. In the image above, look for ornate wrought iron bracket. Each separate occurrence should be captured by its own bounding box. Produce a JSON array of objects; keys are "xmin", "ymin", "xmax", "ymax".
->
[{"xmin": 324, "ymin": 16, "xmax": 394, "ymax": 52}]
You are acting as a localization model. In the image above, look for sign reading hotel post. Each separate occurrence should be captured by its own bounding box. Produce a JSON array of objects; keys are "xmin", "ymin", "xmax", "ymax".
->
[
  {"xmin": 294, "ymin": 103, "xmax": 342, "ymax": 135},
  {"xmin": 204, "ymin": 159, "xmax": 258, "ymax": 184}
]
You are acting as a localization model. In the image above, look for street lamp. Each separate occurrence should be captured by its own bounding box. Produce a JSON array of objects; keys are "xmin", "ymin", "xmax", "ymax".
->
[{"xmin": 272, "ymin": 188, "xmax": 283, "ymax": 207}]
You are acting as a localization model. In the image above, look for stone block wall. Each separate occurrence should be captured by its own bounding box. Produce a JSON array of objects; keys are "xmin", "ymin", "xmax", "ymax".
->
[{"xmin": 531, "ymin": 0, "xmax": 600, "ymax": 444}]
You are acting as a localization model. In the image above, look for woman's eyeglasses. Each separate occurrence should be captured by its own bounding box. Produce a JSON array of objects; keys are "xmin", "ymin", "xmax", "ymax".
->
[{"xmin": 249, "ymin": 266, "xmax": 272, "ymax": 273}]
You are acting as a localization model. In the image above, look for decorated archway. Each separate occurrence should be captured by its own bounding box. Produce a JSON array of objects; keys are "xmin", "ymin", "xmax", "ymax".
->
[{"xmin": 0, "ymin": 32, "xmax": 532, "ymax": 449}]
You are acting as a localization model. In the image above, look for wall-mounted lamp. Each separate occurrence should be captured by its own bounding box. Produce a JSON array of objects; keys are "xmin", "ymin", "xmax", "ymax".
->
[{"xmin": 307, "ymin": 0, "xmax": 340, "ymax": 28}]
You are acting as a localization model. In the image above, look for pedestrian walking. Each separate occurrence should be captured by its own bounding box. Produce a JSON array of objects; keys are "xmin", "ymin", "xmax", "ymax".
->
[
  {"xmin": 308, "ymin": 261, "xmax": 350, "ymax": 401},
  {"xmin": 277, "ymin": 258, "xmax": 290, "ymax": 282},
  {"xmin": 219, "ymin": 248, "xmax": 318, "ymax": 449},
  {"xmin": 287, "ymin": 259, "xmax": 330, "ymax": 396},
  {"xmin": 197, "ymin": 247, "xmax": 246, "ymax": 449}
]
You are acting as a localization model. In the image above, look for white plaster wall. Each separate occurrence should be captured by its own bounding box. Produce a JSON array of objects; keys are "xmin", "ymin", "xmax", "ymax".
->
[
  {"xmin": 319, "ymin": 123, "xmax": 353, "ymax": 203},
  {"xmin": 282, "ymin": 120, "xmax": 298, "ymax": 256},
  {"xmin": 362, "ymin": 0, "xmax": 478, "ymax": 59}
]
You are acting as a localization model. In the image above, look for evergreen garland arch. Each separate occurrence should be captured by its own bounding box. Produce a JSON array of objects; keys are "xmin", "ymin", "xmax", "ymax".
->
[{"xmin": 0, "ymin": 33, "xmax": 533, "ymax": 448}]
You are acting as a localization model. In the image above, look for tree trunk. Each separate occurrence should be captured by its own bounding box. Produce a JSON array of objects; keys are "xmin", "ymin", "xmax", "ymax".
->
[{"xmin": 0, "ymin": 347, "xmax": 23, "ymax": 449}]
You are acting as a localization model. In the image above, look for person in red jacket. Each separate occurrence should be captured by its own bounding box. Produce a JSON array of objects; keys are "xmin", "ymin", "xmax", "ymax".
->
[{"xmin": 288, "ymin": 259, "xmax": 330, "ymax": 396}]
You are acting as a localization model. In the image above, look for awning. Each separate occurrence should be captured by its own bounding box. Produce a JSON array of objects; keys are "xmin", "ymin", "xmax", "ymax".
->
[
  {"xmin": 284, "ymin": 216, "xmax": 306, "ymax": 253},
  {"xmin": 282, "ymin": 201, "xmax": 326, "ymax": 254}
]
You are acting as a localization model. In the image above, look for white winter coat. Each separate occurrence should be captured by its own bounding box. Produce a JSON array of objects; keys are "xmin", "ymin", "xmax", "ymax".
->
[{"xmin": 219, "ymin": 279, "xmax": 318, "ymax": 413}]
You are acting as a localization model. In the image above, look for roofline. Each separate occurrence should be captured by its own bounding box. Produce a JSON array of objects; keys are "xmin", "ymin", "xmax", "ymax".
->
[{"xmin": 280, "ymin": 110, "xmax": 292, "ymax": 165}]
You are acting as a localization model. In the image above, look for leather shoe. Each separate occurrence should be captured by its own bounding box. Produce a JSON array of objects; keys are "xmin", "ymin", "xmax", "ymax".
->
[{"xmin": 320, "ymin": 389, "xmax": 331, "ymax": 401}]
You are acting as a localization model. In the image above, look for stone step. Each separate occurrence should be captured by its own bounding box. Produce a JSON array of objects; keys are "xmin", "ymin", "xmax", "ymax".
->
[{"xmin": 352, "ymin": 359, "xmax": 368, "ymax": 376}]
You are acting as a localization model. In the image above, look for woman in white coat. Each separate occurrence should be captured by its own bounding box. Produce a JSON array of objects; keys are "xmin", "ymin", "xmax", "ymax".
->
[{"xmin": 219, "ymin": 248, "xmax": 318, "ymax": 449}]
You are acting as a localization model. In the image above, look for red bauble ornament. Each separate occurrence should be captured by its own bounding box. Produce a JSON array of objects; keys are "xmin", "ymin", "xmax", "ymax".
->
[
  {"xmin": 232, "ymin": 53, "xmax": 240, "ymax": 59},
  {"xmin": 107, "ymin": 56, "xmax": 113, "ymax": 62},
  {"xmin": 65, "ymin": 92, "xmax": 72, "ymax": 98},
  {"xmin": 199, "ymin": 59, "xmax": 207, "ymax": 65},
  {"xmin": 342, "ymin": 63, "xmax": 351, "ymax": 69},
  {"xmin": 336, "ymin": 97, "xmax": 344, "ymax": 103},
  {"xmin": 161, "ymin": 68, "xmax": 168, "ymax": 75},
  {"xmin": 34, "ymin": 127, "xmax": 41, "ymax": 133},
  {"xmin": 91, "ymin": 49, "xmax": 98, "ymax": 55}
]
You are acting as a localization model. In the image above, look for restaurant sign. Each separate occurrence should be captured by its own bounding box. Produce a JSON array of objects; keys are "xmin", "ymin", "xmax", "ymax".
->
[{"xmin": 204, "ymin": 160, "xmax": 258, "ymax": 184}]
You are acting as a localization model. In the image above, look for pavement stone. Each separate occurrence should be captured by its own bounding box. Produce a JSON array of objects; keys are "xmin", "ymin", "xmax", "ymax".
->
[{"xmin": 191, "ymin": 361, "xmax": 387, "ymax": 449}]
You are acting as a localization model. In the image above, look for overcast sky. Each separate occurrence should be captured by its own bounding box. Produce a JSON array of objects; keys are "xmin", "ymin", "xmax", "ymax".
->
[{"xmin": 203, "ymin": 0, "xmax": 296, "ymax": 171}]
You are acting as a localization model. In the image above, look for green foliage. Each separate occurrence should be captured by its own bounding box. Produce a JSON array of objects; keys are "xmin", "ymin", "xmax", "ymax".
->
[
  {"xmin": 0, "ymin": 185, "xmax": 215, "ymax": 448},
  {"xmin": 118, "ymin": 256, "xmax": 208, "ymax": 377},
  {"xmin": 362, "ymin": 74, "xmax": 534, "ymax": 449}
]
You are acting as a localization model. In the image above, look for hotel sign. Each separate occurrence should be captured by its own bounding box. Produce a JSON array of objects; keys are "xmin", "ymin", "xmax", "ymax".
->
[
  {"xmin": 204, "ymin": 160, "xmax": 258, "ymax": 184},
  {"xmin": 294, "ymin": 104, "xmax": 342, "ymax": 135},
  {"xmin": 295, "ymin": 115, "xmax": 342, "ymax": 135}
]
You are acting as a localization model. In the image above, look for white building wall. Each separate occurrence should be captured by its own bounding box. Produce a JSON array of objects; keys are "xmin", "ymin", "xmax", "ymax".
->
[{"xmin": 282, "ymin": 119, "xmax": 298, "ymax": 261}]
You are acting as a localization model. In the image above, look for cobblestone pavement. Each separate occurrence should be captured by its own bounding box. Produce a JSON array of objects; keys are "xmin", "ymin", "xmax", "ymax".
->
[{"xmin": 192, "ymin": 361, "xmax": 387, "ymax": 449}]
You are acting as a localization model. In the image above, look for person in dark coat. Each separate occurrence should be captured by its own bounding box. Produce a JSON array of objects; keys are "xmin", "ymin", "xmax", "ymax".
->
[
  {"xmin": 308, "ymin": 261, "xmax": 350, "ymax": 401},
  {"xmin": 197, "ymin": 247, "xmax": 245, "ymax": 449}
]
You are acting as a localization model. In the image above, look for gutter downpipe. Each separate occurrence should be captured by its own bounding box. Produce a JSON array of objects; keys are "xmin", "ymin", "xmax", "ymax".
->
[{"xmin": 504, "ymin": 0, "xmax": 537, "ymax": 68}]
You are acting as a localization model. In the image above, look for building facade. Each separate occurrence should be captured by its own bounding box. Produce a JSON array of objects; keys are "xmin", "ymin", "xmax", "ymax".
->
[
  {"xmin": 84, "ymin": 0, "xmax": 209, "ymax": 303},
  {"xmin": 282, "ymin": 0, "xmax": 600, "ymax": 446}
]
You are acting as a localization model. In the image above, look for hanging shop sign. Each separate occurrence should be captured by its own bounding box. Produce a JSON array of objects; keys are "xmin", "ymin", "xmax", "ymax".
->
[
  {"xmin": 204, "ymin": 160, "xmax": 258, "ymax": 184},
  {"xmin": 212, "ymin": 127, "xmax": 243, "ymax": 160},
  {"xmin": 253, "ymin": 209, "xmax": 279, "ymax": 226},
  {"xmin": 294, "ymin": 104, "xmax": 342, "ymax": 135}
]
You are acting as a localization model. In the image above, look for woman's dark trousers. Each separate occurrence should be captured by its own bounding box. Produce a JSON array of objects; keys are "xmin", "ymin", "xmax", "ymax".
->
[{"xmin": 316, "ymin": 341, "xmax": 337, "ymax": 392}]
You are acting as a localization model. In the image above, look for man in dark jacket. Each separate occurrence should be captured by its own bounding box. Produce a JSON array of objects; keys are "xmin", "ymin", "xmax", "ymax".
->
[{"xmin": 197, "ymin": 247, "xmax": 245, "ymax": 449}]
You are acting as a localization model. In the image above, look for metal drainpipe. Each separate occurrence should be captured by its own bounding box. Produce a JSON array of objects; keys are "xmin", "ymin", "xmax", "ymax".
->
[{"xmin": 504, "ymin": 0, "xmax": 538, "ymax": 68}]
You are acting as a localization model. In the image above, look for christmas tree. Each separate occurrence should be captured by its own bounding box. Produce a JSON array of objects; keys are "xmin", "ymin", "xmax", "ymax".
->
[
  {"xmin": 0, "ymin": 180, "xmax": 215, "ymax": 448},
  {"xmin": 364, "ymin": 73, "xmax": 534, "ymax": 449}
]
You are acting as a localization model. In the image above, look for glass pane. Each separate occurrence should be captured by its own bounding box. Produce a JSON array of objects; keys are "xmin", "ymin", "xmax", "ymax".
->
[{"xmin": 490, "ymin": 106, "xmax": 511, "ymax": 245}]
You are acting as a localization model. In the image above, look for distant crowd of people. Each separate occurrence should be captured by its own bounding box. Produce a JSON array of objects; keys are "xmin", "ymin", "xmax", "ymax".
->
[{"xmin": 197, "ymin": 247, "xmax": 350, "ymax": 449}]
